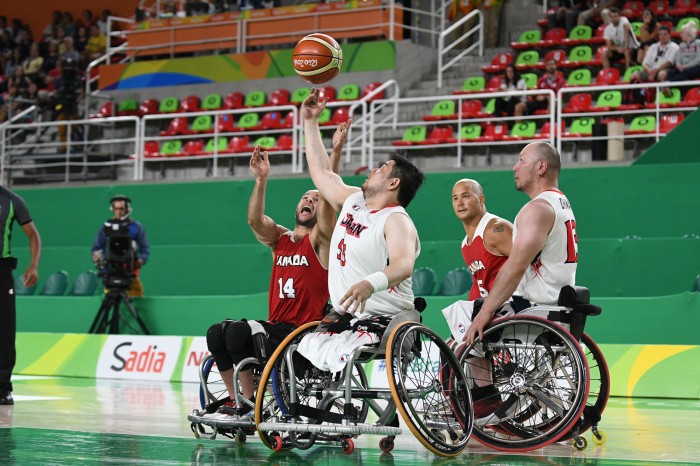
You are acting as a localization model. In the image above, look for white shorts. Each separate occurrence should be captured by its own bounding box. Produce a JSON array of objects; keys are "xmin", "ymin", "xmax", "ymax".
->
[{"xmin": 441, "ymin": 300, "xmax": 515, "ymax": 341}]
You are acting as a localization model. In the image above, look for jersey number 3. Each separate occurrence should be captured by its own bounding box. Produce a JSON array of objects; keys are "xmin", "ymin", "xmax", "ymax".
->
[
  {"xmin": 277, "ymin": 278, "xmax": 296, "ymax": 299},
  {"xmin": 565, "ymin": 219, "xmax": 578, "ymax": 263}
]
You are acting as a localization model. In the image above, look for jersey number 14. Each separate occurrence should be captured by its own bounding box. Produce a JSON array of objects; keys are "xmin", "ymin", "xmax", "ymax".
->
[{"xmin": 277, "ymin": 277, "xmax": 296, "ymax": 298}]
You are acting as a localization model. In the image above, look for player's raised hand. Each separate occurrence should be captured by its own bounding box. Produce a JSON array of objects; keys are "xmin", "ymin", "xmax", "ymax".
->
[
  {"xmin": 301, "ymin": 87, "xmax": 328, "ymax": 121},
  {"xmin": 249, "ymin": 145, "xmax": 270, "ymax": 178},
  {"xmin": 332, "ymin": 119, "xmax": 352, "ymax": 153}
]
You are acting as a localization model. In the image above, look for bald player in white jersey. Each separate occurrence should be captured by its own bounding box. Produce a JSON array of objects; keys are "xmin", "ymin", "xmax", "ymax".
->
[
  {"xmin": 296, "ymin": 88, "xmax": 426, "ymax": 372},
  {"xmin": 465, "ymin": 141, "xmax": 578, "ymax": 345}
]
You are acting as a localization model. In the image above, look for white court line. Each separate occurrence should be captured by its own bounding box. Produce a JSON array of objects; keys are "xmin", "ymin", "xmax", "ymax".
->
[{"xmin": 13, "ymin": 395, "xmax": 69, "ymax": 402}]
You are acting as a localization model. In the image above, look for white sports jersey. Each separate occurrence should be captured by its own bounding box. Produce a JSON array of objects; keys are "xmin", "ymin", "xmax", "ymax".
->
[
  {"xmin": 514, "ymin": 189, "xmax": 577, "ymax": 305},
  {"xmin": 329, "ymin": 191, "xmax": 419, "ymax": 317}
]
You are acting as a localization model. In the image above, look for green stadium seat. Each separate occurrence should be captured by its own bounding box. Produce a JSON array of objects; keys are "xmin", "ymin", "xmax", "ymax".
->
[
  {"xmin": 423, "ymin": 99, "xmax": 456, "ymax": 121},
  {"xmin": 204, "ymin": 137, "xmax": 228, "ymax": 154},
  {"xmin": 563, "ymin": 45, "xmax": 593, "ymax": 67},
  {"xmin": 70, "ymin": 271, "xmax": 100, "ymax": 296},
  {"xmin": 117, "ymin": 99, "xmax": 138, "ymax": 116},
  {"xmin": 507, "ymin": 120, "xmax": 537, "ymax": 140},
  {"xmin": 237, "ymin": 112, "xmax": 260, "ymax": 130},
  {"xmin": 245, "ymin": 90, "xmax": 267, "ymax": 107},
  {"xmin": 412, "ymin": 267, "xmax": 437, "ymax": 296},
  {"xmin": 676, "ymin": 17, "xmax": 699, "ymax": 32},
  {"xmin": 438, "ymin": 268, "xmax": 472, "ymax": 296},
  {"xmin": 567, "ymin": 68, "xmax": 592, "ymax": 87},
  {"xmin": 455, "ymin": 124, "xmax": 482, "ymax": 141},
  {"xmin": 484, "ymin": 98, "xmax": 496, "ymax": 115},
  {"xmin": 622, "ymin": 65, "xmax": 643, "ymax": 83},
  {"xmin": 13, "ymin": 276, "xmax": 36, "ymax": 295},
  {"xmin": 630, "ymin": 22, "xmax": 642, "ymax": 37},
  {"xmin": 337, "ymin": 83, "xmax": 361, "ymax": 101},
  {"xmin": 625, "ymin": 115, "xmax": 656, "ymax": 135},
  {"xmin": 158, "ymin": 96, "xmax": 179, "ymax": 113},
  {"xmin": 318, "ymin": 108, "xmax": 331, "ymax": 126},
  {"xmin": 517, "ymin": 29, "xmax": 541, "ymax": 44},
  {"xmin": 189, "ymin": 115, "xmax": 213, "ymax": 133},
  {"xmin": 564, "ymin": 117, "xmax": 595, "ymax": 137},
  {"xmin": 40, "ymin": 270, "xmax": 69, "ymax": 296},
  {"xmin": 201, "ymin": 94, "xmax": 223, "ymax": 111},
  {"xmin": 160, "ymin": 140, "xmax": 183, "ymax": 156},
  {"xmin": 521, "ymin": 72, "xmax": 538, "ymax": 89},
  {"xmin": 455, "ymin": 76, "xmax": 486, "ymax": 94},
  {"xmin": 654, "ymin": 88, "xmax": 681, "ymax": 108},
  {"xmin": 564, "ymin": 25, "xmax": 592, "ymax": 44},
  {"xmin": 590, "ymin": 90, "xmax": 622, "ymax": 111},
  {"xmin": 392, "ymin": 126, "xmax": 427, "ymax": 146},
  {"xmin": 515, "ymin": 50, "xmax": 540, "ymax": 70},
  {"xmin": 291, "ymin": 87, "xmax": 311, "ymax": 105},
  {"xmin": 253, "ymin": 136, "xmax": 277, "ymax": 150}
]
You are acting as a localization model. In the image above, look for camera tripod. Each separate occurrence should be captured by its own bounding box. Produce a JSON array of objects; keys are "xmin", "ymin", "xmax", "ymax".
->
[{"xmin": 89, "ymin": 289, "xmax": 150, "ymax": 335}]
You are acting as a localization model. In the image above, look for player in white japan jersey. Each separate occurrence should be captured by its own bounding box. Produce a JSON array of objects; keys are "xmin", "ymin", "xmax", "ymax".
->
[
  {"xmin": 514, "ymin": 189, "xmax": 577, "ymax": 305},
  {"xmin": 330, "ymin": 191, "xmax": 419, "ymax": 317}
]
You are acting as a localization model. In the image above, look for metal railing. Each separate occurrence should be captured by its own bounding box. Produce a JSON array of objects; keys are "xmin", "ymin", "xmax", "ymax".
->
[{"xmin": 437, "ymin": 9, "xmax": 484, "ymax": 89}]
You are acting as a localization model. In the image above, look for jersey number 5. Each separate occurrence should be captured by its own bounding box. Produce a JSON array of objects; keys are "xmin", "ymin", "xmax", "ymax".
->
[
  {"xmin": 337, "ymin": 239, "xmax": 347, "ymax": 266},
  {"xmin": 277, "ymin": 278, "xmax": 296, "ymax": 299},
  {"xmin": 564, "ymin": 219, "xmax": 578, "ymax": 263}
]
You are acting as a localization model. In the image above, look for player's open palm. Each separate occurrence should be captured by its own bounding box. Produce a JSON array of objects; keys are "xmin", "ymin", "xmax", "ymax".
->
[{"xmin": 301, "ymin": 87, "xmax": 327, "ymax": 121}]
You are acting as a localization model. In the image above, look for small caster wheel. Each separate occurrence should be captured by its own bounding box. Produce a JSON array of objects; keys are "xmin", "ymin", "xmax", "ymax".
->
[
  {"xmin": 432, "ymin": 429, "xmax": 446, "ymax": 443},
  {"xmin": 341, "ymin": 437, "xmax": 354, "ymax": 455},
  {"xmin": 574, "ymin": 436, "xmax": 588, "ymax": 451},
  {"xmin": 271, "ymin": 435, "xmax": 283, "ymax": 452},
  {"xmin": 235, "ymin": 430, "xmax": 247, "ymax": 444},
  {"xmin": 379, "ymin": 437, "xmax": 394, "ymax": 453},
  {"xmin": 592, "ymin": 429, "xmax": 607, "ymax": 445},
  {"xmin": 190, "ymin": 423, "xmax": 201, "ymax": 439}
]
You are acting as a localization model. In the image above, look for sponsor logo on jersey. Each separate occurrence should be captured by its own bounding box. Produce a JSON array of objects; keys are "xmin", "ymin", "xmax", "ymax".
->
[
  {"xmin": 458, "ymin": 323, "xmax": 465, "ymax": 334},
  {"xmin": 340, "ymin": 213, "xmax": 368, "ymax": 237},
  {"xmin": 351, "ymin": 204, "xmax": 361, "ymax": 211},
  {"xmin": 467, "ymin": 260, "xmax": 485, "ymax": 274},
  {"xmin": 339, "ymin": 353, "xmax": 350, "ymax": 362},
  {"xmin": 559, "ymin": 197, "xmax": 571, "ymax": 210},
  {"xmin": 276, "ymin": 254, "xmax": 310, "ymax": 267}
]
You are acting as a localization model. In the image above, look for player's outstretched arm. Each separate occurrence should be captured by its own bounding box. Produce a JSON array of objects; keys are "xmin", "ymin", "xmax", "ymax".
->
[
  {"xmin": 248, "ymin": 146, "xmax": 287, "ymax": 248},
  {"xmin": 301, "ymin": 88, "xmax": 359, "ymax": 211}
]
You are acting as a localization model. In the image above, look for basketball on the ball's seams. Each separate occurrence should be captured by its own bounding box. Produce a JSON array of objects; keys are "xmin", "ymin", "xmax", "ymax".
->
[{"xmin": 292, "ymin": 33, "xmax": 343, "ymax": 84}]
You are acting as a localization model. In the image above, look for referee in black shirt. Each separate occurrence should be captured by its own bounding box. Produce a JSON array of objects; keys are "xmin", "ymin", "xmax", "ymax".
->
[{"xmin": 0, "ymin": 179, "xmax": 41, "ymax": 405}]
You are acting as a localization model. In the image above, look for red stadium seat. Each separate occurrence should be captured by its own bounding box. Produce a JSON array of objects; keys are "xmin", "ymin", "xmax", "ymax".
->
[
  {"xmin": 590, "ymin": 24, "xmax": 607, "ymax": 45},
  {"xmin": 138, "ymin": 99, "xmax": 159, "ymax": 117},
  {"xmin": 90, "ymin": 102, "xmax": 114, "ymax": 118},
  {"xmin": 160, "ymin": 117, "xmax": 189, "ymax": 136},
  {"xmin": 143, "ymin": 141, "xmax": 160, "ymax": 158},
  {"xmin": 460, "ymin": 100, "xmax": 483, "ymax": 118},
  {"xmin": 318, "ymin": 86, "xmax": 336, "ymax": 102},
  {"xmin": 183, "ymin": 139, "xmax": 205, "ymax": 156},
  {"xmin": 361, "ymin": 82, "xmax": 384, "ymax": 101},
  {"xmin": 668, "ymin": 0, "xmax": 696, "ymax": 16},
  {"xmin": 648, "ymin": 0, "xmax": 670, "ymax": 16},
  {"xmin": 226, "ymin": 136, "xmax": 251, "ymax": 153},
  {"xmin": 223, "ymin": 92, "xmax": 245, "ymax": 110},
  {"xmin": 595, "ymin": 68, "xmax": 620, "ymax": 86},
  {"xmin": 179, "ymin": 95, "xmax": 201, "ymax": 112},
  {"xmin": 281, "ymin": 111, "xmax": 296, "ymax": 128},
  {"xmin": 659, "ymin": 113, "xmax": 684, "ymax": 133},
  {"xmin": 538, "ymin": 28, "xmax": 567, "ymax": 47},
  {"xmin": 217, "ymin": 114, "xmax": 236, "ymax": 133},
  {"xmin": 486, "ymin": 75, "xmax": 503, "ymax": 91},
  {"xmin": 276, "ymin": 134, "xmax": 294, "ymax": 151},
  {"xmin": 330, "ymin": 107, "xmax": 351, "ymax": 126},
  {"xmin": 537, "ymin": 121, "xmax": 566, "ymax": 138},
  {"xmin": 418, "ymin": 126, "xmax": 454, "ymax": 145},
  {"xmin": 481, "ymin": 53, "xmax": 513, "ymax": 74},
  {"xmin": 259, "ymin": 111, "xmax": 283, "ymax": 130},
  {"xmin": 563, "ymin": 93, "xmax": 593, "ymax": 113},
  {"xmin": 269, "ymin": 89, "xmax": 291, "ymax": 106},
  {"xmin": 622, "ymin": 0, "xmax": 644, "ymax": 19},
  {"xmin": 681, "ymin": 87, "xmax": 700, "ymax": 106},
  {"xmin": 475, "ymin": 123, "xmax": 508, "ymax": 142}
]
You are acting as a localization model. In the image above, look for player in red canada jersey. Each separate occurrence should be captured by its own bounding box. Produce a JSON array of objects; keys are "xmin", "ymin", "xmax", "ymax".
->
[{"xmin": 204, "ymin": 123, "xmax": 349, "ymax": 417}]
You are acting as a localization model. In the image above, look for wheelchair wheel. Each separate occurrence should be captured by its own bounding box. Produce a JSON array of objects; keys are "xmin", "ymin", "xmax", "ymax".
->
[
  {"xmin": 199, "ymin": 354, "xmax": 227, "ymax": 410},
  {"xmin": 459, "ymin": 316, "xmax": 589, "ymax": 451},
  {"xmin": 560, "ymin": 332, "xmax": 610, "ymax": 440},
  {"xmin": 386, "ymin": 322, "xmax": 473, "ymax": 457},
  {"xmin": 255, "ymin": 321, "xmax": 320, "ymax": 450}
]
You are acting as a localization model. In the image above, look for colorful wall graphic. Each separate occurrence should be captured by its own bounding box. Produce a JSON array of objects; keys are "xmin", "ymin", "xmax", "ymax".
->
[{"xmin": 98, "ymin": 41, "xmax": 396, "ymax": 90}]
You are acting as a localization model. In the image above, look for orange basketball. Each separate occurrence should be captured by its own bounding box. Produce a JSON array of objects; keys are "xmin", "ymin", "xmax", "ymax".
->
[{"xmin": 292, "ymin": 33, "xmax": 343, "ymax": 85}]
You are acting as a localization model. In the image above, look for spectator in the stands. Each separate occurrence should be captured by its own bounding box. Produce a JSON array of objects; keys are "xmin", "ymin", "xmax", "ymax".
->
[
  {"xmin": 578, "ymin": 0, "xmax": 618, "ymax": 26},
  {"xmin": 514, "ymin": 58, "xmax": 566, "ymax": 116},
  {"xmin": 495, "ymin": 64, "xmax": 527, "ymax": 118},
  {"xmin": 636, "ymin": 9, "xmax": 659, "ymax": 65},
  {"xmin": 51, "ymin": 25, "xmax": 67, "ymax": 55},
  {"xmin": 97, "ymin": 10, "xmax": 112, "ymax": 35},
  {"xmin": 1, "ymin": 30, "xmax": 13, "ymax": 58},
  {"xmin": 85, "ymin": 25, "xmax": 107, "ymax": 62},
  {"xmin": 79, "ymin": 10, "xmax": 95, "ymax": 30},
  {"xmin": 42, "ymin": 11, "xmax": 62, "ymax": 42},
  {"xmin": 14, "ymin": 28, "xmax": 32, "ymax": 58},
  {"xmin": 547, "ymin": 0, "xmax": 586, "ymax": 33},
  {"xmin": 61, "ymin": 12, "xmax": 76, "ymax": 38},
  {"xmin": 75, "ymin": 26, "xmax": 89, "ymax": 55},
  {"xmin": 7, "ymin": 66, "xmax": 31, "ymax": 97},
  {"xmin": 41, "ymin": 42, "xmax": 60, "ymax": 83},
  {"xmin": 4, "ymin": 48, "xmax": 23, "ymax": 80},
  {"xmin": 62, "ymin": 37, "xmax": 80, "ymax": 65},
  {"xmin": 601, "ymin": 7, "xmax": 638, "ymax": 70},
  {"xmin": 630, "ymin": 25, "xmax": 678, "ymax": 83},
  {"xmin": 657, "ymin": 22, "xmax": 700, "ymax": 90},
  {"xmin": 22, "ymin": 43, "xmax": 43, "ymax": 84}
]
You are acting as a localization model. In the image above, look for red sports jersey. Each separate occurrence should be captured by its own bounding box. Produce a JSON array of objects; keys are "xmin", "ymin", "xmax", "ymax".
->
[
  {"xmin": 268, "ymin": 231, "xmax": 329, "ymax": 327},
  {"xmin": 461, "ymin": 213, "xmax": 508, "ymax": 300}
]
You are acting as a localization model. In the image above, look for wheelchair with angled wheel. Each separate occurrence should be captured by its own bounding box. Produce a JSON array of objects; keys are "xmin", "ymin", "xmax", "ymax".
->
[
  {"xmin": 254, "ymin": 301, "xmax": 475, "ymax": 457},
  {"xmin": 188, "ymin": 319, "xmax": 279, "ymax": 444},
  {"xmin": 451, "ymin": 285, "xmax": 609, "ymax": 452}
]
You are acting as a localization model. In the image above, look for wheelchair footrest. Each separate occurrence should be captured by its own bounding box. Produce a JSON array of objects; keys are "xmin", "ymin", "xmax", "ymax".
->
[
  {"xmin": 257, "ymin": 421, "xmax": 402, "ymax": 436},
  {"xmin": 187, "ymin": 410, "xmax": 256, "ymax": 429}
]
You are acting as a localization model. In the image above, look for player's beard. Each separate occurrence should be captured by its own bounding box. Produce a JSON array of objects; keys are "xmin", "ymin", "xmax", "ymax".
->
[{"xmin": 296, "ymin": 213, "xmax": 317, "ymax": 228}]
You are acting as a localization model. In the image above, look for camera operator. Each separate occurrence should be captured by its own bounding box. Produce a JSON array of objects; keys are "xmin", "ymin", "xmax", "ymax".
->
[{"xmin": 91, "ymin": 195, "xmax": 150, "ymax": 297}]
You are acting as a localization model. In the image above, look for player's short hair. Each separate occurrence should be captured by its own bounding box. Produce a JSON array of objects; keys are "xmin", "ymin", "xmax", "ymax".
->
[
  {"xmin": 532, "ymin": 142, "xmax": 561, "ymax": 175},
  {"xmin": 389, "ymin": 154, "xmax": 425, "ymax": 207}
]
